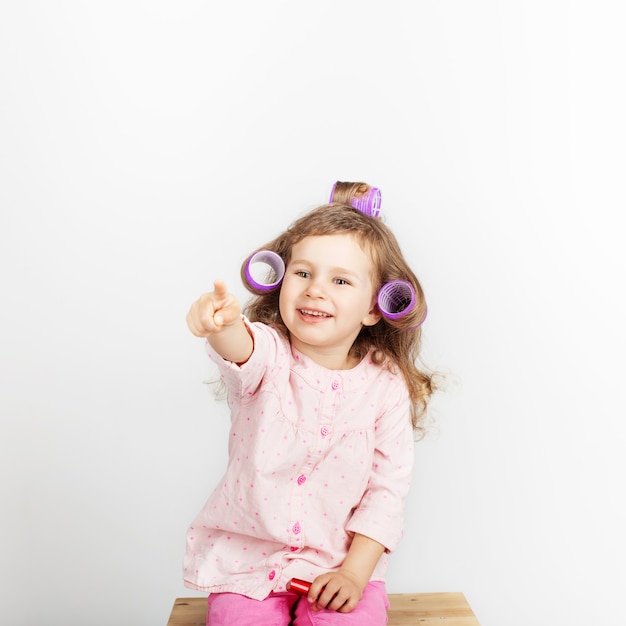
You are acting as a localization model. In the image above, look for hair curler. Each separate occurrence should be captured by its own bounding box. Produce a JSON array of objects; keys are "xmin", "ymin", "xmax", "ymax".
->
[
  {"xmin": 329, "ymin": 183, "xmax": 382, "ymax": 218},
  {"xmin": 244, "ymin": 250, "xmax": 285, "ymax": 292},
  {"xmin": 286, "ymin": 578, "xmax": 311, "ymax": 596},
  {"xmin": 377, "ymin": 280, "xmax": 416, "ymax": 320}
]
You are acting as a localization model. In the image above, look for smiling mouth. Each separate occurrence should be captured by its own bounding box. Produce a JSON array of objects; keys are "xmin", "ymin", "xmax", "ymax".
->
[{"xmin": 298, "ymin": 308, "xmax": 332, "ymax": 318}]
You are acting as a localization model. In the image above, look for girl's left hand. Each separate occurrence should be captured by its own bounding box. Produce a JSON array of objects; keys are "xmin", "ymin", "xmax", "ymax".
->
[{"xmin": 308, "ymin": 570, "xmax": 364, "ymax": 613}]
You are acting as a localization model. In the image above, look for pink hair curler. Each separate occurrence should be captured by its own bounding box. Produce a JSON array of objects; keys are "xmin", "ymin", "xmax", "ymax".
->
[
  {"xmin": 329, "ymin": 183, "xmax": 382, "ymax": 218},
  {"xmin": 286, "ymin": 578, "xmax": 311, "ymax": 596},
  {"xmin": 377, "ymin": 280, "xmax": 416, "ymax": 319},
  {"xmin": 244, "ymin": 250, "xmax": 285, "ymax": 292}
]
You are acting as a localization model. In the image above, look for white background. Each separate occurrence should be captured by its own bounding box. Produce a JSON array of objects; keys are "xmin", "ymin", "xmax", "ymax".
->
[{"xmin": 1, "ymin": 2, "xmax": 625, "ymax": 625}]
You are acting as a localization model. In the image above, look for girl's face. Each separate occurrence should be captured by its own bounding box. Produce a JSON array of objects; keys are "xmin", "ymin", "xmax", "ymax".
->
[{"xmin": 279, "ymin": 234, "xmax": 381, "ymax": 369}]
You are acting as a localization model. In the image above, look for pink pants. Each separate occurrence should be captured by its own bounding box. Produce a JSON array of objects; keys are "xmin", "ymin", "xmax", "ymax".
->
[{"xmin": 206, "ymin": 582, "xmax": 389, "ymax": 626}]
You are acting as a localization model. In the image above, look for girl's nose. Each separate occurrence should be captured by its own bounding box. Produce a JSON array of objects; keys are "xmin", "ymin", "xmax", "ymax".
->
[{"xmin": 305, "ymin": 277, "xmax": 326, "ymax": 298}]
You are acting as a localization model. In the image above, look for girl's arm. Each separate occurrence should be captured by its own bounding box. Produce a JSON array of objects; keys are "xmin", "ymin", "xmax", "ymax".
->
[
  {"xmin": 307, "ymin": 533, "xmax": 385, "ymax": 613},
  {"xmin": 186, "ymin": 280, "xmax": 253, "ymax": 365}
]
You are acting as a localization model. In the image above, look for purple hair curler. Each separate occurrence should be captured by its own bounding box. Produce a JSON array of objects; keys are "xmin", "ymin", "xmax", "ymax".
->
[
  {"xmin": 329, "ymin": 183, "xmax": 382, "ymax": 218},
  {"xmin": 352, "ymin": 187, "xmax": 382, "ymax": 217},
  {"xmin": 377, "ymin": 280, "xmax": 416, "ymax": 320},
  {"xmin": 244, "ymin": 250, "xmax": 285, "ymax": 292}
]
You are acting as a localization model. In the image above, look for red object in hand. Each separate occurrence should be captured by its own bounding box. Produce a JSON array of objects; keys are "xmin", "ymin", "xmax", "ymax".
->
[{"xmin": 286, "ymin": 578, "xmax": 311, "ymax": 596}]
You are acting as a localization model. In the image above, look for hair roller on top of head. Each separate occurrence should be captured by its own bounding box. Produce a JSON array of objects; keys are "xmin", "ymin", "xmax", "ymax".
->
[
  {"xmin": 329, "ymin": 181, "xmax": 382, "ymax": 218},
  {"xmin": 244, "ymin": 250, "xmax": 285, "ymax": 292}
]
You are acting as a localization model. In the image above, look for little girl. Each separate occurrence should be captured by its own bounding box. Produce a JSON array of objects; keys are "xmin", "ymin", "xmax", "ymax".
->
[{"xmin": 184, "ymin": 182, "xmax": 435, "ymax": 626}]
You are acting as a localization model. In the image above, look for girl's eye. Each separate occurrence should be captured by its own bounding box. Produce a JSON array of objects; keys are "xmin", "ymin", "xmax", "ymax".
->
[
  {"xmin": 295, "ymin": 270, "xmax": 310, "ymax": 279},
  {"xmin": 334, "ymin": 278, "xmax": 350, "ymax": 285}
]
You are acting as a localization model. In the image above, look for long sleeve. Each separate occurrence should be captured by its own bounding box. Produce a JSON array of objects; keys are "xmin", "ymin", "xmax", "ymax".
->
[{"xmin": 345, "ymin": 381, "xmax": 414, "ymax": 552}]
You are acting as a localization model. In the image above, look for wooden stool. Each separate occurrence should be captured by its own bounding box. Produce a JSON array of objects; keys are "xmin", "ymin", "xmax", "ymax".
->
[{"xmin": 167, "ymin": 593, "xmax": 481, "ymax": 625}]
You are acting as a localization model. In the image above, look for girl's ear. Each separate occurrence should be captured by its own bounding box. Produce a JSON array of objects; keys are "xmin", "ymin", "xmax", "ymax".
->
[{"xmin": 362, "ymin": 300, "xmax": 383, "ymax": 327}]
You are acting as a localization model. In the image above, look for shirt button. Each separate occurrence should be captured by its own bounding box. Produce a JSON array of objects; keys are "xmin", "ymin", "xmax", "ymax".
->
[
  {"xmin": 297, "ymin": 474, "xmax": 307, "ymax": 485},
  {"xmin": 331, "ymin": 380, "xmax": 340, "ymax": 390},
  {"xmin": 320, "ymin": 426, "xmax": 330, "ymax": 438},
  {"xmin": 292, "ymin": 522, "xmax": 301, "ymax": 535},
  {"xmin": 268, "ymin": 570, "xmax": 276, "ymax": 580}
]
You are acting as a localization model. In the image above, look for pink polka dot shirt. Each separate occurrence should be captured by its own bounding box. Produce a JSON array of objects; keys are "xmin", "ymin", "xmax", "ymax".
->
[{"xmin": 183, "ymin": 319, "xmax": 415, "ymax": 600}]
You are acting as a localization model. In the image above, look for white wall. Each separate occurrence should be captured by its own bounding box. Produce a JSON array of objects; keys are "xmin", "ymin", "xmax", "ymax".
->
[{"xmin": 1, "ymin": 2, "xmax": 624, "ymax": 625}]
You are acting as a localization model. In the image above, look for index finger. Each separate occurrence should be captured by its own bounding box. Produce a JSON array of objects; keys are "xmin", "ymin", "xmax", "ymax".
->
[
  {"xmin": 308, "ymin": 577, "xmax": 328, "ymax": 604},
  {"xmin": 213, "ymin": 279, "xmax": 229, "ymax": 299}
]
